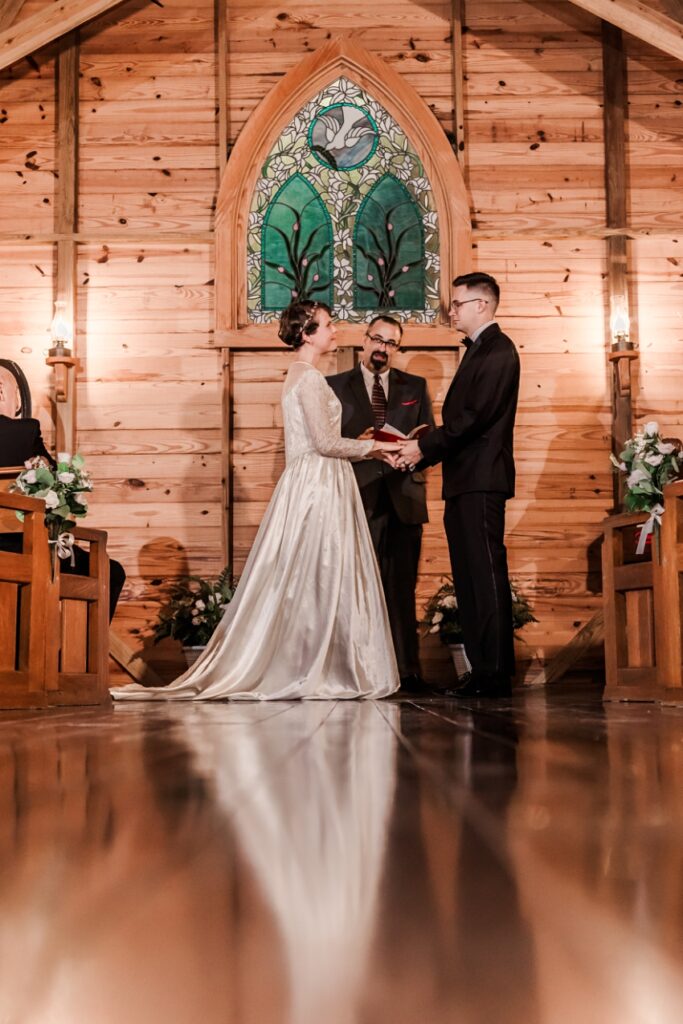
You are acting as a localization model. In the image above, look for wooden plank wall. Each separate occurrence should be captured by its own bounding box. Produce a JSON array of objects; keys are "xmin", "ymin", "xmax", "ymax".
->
[
  {"xmin": 0, "ymin": 36, "xmax": 56, "ymax": 444},
  {"xmin": 0, "ymin": 0, "xmax": 680, "ymax": 683},
  {"xmin": 626, "ymin": 38, "xmax": 683, "ymax": 443},
  {"xmin": 465, "ymin": 1, "xmax": 610, "ymax": 665}
]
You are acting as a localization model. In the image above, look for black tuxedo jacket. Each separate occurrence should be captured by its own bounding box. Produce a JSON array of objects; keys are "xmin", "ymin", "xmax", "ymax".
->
[
  {"xmin": 418, "ymin": 323, "xmax": 520, "ymax": 499},
  {"xmin": 326, "ymin": 365, "xmax": 434, "ymax": 525},
  {"xmin": 0, "ymin": 415, "xmax": 54, "ymax": 468}
]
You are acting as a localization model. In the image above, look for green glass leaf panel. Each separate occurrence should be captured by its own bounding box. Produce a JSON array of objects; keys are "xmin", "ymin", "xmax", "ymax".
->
[
  {"xmin": 353, "ymin": 174, "xmax": 425, "ymax": 310},
  {"xmin": 262, "ymin": 173, "xmax": 334, "ymax": 311}
]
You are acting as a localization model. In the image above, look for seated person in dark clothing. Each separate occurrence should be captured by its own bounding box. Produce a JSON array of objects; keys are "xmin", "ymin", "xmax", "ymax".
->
[{"xmin": 0, "ymin": 367, "xmax": 125, "ymax": 622}]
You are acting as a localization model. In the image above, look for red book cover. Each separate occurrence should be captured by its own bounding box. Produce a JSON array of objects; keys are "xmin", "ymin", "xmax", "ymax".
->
[{"xmin": 372, "ymin": 423, "xmax": 431, "ymax": 442}]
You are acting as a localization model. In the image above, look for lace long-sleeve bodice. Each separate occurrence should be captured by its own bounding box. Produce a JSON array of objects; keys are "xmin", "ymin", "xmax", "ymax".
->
[{"xmin": 282, "ymin": 362, "xmax": 374, "ymax": 464}]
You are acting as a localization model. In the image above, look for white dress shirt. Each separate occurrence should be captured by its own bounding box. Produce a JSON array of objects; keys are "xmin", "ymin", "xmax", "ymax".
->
[{"xmin": 470, "ymin": 319, "xmax": 497, "ymax": 344}]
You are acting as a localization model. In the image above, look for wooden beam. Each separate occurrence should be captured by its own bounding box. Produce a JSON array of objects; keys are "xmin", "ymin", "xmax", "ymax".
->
[
  {"xmin": 216, "ymin": 0, "xmax": 229, "ymax": 177},
  {"xmin": 109, "ymin": 630, "xmax": 164, "ymax": 687},
  {"xmin": 567, "ymin": 0, "xmax": 683, "ymax": 60},
  {"xmin": 52, "ymin": 32, "xmax": 79, "ymax": 456},
  {"xmin": 528, "ymin": 611, "xmax": 605, "ymax": 687},
  {"xmin": 450, "ymin": 0, "xmax": 465, "ymax": 167},
  {"xmin": 221, "ymin": 349, "xmax": 233, "ymax": 570},
  {"xmin": 0, "ymin": 0, "xmax": 25, "ymax": 33},
  {"xmin": 0, "ymin": 0, "xmax": 127, "ymax": 72},
  {"xmin": 659, "ymin": 0, "xmax": 683, "ymax": 23},
  {"xmin": 602, "ymin": 22, "xmax": 634, "ymax": 506}
]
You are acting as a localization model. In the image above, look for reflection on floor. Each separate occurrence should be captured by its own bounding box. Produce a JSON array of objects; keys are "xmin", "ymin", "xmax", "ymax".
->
[{"xmin": 1, "ymin": 688, "xmax": 682, "ymax": 1023}]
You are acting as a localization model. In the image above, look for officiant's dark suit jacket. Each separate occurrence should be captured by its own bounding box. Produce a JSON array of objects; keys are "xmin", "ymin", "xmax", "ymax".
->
[
  {"xmin": 326, "ymin": 365, "xmax": 434, "ymax": 525},
  {"xmin": 418, "ymin": 324, "xmax": 520, "ymax": 498}
]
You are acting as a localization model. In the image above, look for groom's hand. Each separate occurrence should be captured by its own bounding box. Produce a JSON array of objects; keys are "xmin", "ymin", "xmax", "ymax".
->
[
  {"xmin": 357, "ymin": 428, "xmax": 374, "ymax": 441},
  {"xmin": 397, "ymin": 439, "xmax": 421, "ymax": 471}
]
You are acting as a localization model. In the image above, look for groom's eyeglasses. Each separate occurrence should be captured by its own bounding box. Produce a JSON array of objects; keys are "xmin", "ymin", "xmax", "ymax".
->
[
  {"xmin": 450, "ymin": 297, "xmax": 489, "ymax": 311},
  {"xmin": 365, "ymin": 333, "xmax": 400, "ymax": 350}
]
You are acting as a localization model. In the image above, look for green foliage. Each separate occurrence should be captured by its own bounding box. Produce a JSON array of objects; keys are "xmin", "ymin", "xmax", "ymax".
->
[
  {"xmin": 151, "ymin": 567, "xmax": 238, "ymax": 648},
  {"xmin": 610, "ymin": 422, "xmax": 681, "ymax": 516},
  {"xmin": 423, "ymin": 577, "xmax": 537, "ymax": 645}
]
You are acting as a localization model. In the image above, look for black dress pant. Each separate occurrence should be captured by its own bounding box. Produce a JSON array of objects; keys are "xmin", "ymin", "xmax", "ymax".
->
[
  {"xmin": 443, "ymin": 491, "xmax": 515, "ymax": 679},
  {"xmin": 365, "ymin": 485, "xmax": 422, "ymax": 678},
  {"xmin": 0, "ymin": 533, "xmax": 125, "ymax": 623}
]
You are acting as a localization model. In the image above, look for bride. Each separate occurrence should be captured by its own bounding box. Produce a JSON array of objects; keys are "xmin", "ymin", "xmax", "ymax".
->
[{"xmin": 111, "ymin": 301, "xmax": 402, "ymax": 701}]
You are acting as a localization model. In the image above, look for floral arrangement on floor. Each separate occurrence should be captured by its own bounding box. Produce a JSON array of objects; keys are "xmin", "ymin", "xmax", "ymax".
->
[
  {"xmin": 151, "ymin": 567, "xmax": 237, "ymax": 648},
  {"xmin": 610, "ymin": 421, "xmax": 681, "ymax": 552},
  {"xmin": 423, "ymin": 577, "xmax": 537, "ymax": 646},
  {"xmin": 11, "ymin": 453, "xmax": 92, "ymax": 566}
]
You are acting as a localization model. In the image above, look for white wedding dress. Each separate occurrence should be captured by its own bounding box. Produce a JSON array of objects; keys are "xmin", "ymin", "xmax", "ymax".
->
[{"xmin": 111, "ymin": 361, "xmax": 400, "ymax": 701}]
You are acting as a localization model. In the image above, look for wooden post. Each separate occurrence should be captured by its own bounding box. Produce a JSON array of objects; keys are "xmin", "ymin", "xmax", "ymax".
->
[
  {"xmin": 54, "ymin": 32, "xmax": 79, "ymax": 455},
  {"xmin": 216, "ymin": 0, "xmax": 230, "ymax": 176},
  {"xmin": 451, "ymin": 0, "xmax": 465, "ymax": 167},
  {"xmin": 222, "ymin": 349, "xmax": 233, "ymax": 570},
  {"xmin": 336, "ymin": 347, "xmax": 356, "ymax": 374},
  {"xmin": 602, "ymin": 22, "xmax": 634, "ymax": 508}
]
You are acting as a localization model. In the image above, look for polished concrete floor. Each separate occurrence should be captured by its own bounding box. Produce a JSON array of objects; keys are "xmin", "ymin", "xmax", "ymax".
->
[{"xmin": 1, "ymin": 687, "xmax": 683, "ymax": 1023}]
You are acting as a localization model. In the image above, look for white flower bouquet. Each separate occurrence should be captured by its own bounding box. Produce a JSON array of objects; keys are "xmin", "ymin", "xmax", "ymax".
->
[
  {"xmin": 610, "ymin": 421, "xmax": 681, "ymax": 551},
  {"xmin": 10, "ymin": 453, "xmax": 93, "ymax": 566},
  {"xmin": 423, "ymin": 577, "xmax": 536, "ymax": 645}
]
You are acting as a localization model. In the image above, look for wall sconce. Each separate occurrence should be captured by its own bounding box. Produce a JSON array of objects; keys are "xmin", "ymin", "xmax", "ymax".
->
[
  {"xmin": 46, "ymin": 299, "xmax": 76, "ymax": 403},
  {"xmin": 608, "ymin": 302, "xmax": 637, "ymax": 397}
]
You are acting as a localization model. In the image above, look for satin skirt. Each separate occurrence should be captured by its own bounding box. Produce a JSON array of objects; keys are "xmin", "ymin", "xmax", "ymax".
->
[{"xmin": 111, "ymin": 453, "xmax": 400, "ymax": 701}]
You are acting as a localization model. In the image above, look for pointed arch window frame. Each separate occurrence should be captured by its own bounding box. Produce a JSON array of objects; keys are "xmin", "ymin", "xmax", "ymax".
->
[{"xmin": 216, "ymin": 36, "xmax": 471, "ymax": 347}]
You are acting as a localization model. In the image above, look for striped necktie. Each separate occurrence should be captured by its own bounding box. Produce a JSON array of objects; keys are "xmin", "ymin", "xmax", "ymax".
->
[{"xmin": 372, "ymin": 373, "xmax": 387, "ymax": 429}]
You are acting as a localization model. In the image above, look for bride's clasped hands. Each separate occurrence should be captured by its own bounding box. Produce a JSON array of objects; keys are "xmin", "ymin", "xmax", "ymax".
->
[{"xmin": 372, "ymin": 441, "xmax": 403, "ymax": 468}]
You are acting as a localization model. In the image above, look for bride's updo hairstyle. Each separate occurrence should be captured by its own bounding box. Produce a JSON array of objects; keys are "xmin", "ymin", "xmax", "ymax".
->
[{"xmin": 278, "ymin": 300, "xmax": 332, "ymax": 350}]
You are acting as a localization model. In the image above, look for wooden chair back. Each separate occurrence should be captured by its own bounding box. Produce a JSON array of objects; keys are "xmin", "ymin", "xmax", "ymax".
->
[
  {"xmin": 0, "ymin": 491, "xmax": 50, "ymax": 707},
  {"xmin": 48, "ymin": 524, "xmax": 110, "ymax": 705},
  {"xmin": 657, "ymin": 480, "xmax": 683, "ymax": 695},
  {"xmin": 603, "ymin": 483, "xmax": 683, "ymax": 702},
  {"xmin": 0, "ymin": 487, "xmax": 110, "ymax": 708},
  {"xmin": 0, "ymin": 467, "xmax": 24, "ymax": 533}
]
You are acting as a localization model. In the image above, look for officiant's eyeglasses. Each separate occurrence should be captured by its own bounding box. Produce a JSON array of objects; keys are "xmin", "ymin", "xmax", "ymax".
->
[
  {"xmin": 450, "ymin": 297, "xmax": 489, "ymax": 311},
  {"xmin": 365, "ymin": 333, "xmax": 401, "ymax": 350}
]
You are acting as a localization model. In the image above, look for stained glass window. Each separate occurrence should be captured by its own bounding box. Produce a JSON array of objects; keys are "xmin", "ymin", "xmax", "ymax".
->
[
  {"xmin": 353, "ymin": 174, "xmax": 424, "ymax": 310},
  {"xmin": 262, "ymin": 174, "xmax": 334, "ymax": 310},
  {"xmin": 248, "ymin": 77, "xmax": 439, "ymax": 323}
]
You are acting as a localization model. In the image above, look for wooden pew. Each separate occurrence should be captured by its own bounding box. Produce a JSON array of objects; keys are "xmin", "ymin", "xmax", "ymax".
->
[
  {"xmin": 603, "ymin": 480, "xmax": 683, "ymax": 703},
  {"xmin": 658, "ymin": 480, "xmax": 683, "ymax": 699},
  {"xmin": 602, "ymin": 510, "xmax": 660, "ymax": 701},
  {"xmin": 0, "ymin": 468, "xmax": 110, "ymax": 708},
  {"xmin": 0, "ymin": 488, "xmax": 50, "ymax": 708}
]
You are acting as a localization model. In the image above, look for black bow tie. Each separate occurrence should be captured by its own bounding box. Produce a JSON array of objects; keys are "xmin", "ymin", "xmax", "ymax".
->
[{"xmin": 462, "ymin": 336, "xmax": 473, "ymax": 349}]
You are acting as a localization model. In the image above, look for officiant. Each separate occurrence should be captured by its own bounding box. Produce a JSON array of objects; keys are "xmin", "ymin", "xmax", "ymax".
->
[{"xmin": 327, "ymin": 316, "xmax": 434, "ymax": 692}]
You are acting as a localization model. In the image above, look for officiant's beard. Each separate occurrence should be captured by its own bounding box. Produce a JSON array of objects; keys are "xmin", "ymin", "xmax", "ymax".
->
[{"xmin": 369, "ymin": 351, "xmax": 388, "ymax": 372}]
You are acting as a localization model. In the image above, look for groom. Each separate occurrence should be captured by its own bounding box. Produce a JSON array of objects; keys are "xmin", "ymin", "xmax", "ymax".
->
[
  {"xmin": 327, "ymin": 315, "xmax": 434, "ymax": 692},
  {"xmin": 398, "ymin": 273, "xmax": 520, "ymax": 698}
]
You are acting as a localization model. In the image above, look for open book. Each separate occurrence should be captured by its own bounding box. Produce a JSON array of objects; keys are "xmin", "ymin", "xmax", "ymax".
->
[{"xmin": 373, "ymin": 423, "xmax": 431, "ymax": 443}]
